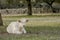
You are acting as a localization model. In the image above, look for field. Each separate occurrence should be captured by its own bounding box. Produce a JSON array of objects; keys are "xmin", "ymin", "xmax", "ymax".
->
[{"xmin": 0, "ymin": 14, "xmax": 60, "ymax": 40}]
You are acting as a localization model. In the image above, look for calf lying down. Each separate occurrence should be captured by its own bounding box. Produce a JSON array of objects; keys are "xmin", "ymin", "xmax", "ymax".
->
[{"xmin": 7, "ymin": 18, "xmax": 28, "ymax": 34}]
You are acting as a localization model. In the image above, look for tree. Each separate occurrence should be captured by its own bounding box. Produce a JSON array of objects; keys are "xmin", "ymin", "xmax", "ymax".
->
[
  {"xmin": 6, "ymin": 0, "xmax": 13, "ymax": 8},
  {"xmin": 26, "ymin": 0, "xmax": 32, "ymax": 15},
  {"xmin": 43, "ymin": 0, "xmax": 55, "ymax": 13},
  {"xmin": 0, "ymin": 13, "xmax": 3, "ymax": 26},
  {"xmin": 55, "ymin": 0, "xmax": 60, "ymax": 3},
  {"xmin": 0, "ymin": 0, "xmax": 3, "ymax": 26},
  {"xmin": 7, "ymin": 0, "xmax": 20, "ymax": 8}
]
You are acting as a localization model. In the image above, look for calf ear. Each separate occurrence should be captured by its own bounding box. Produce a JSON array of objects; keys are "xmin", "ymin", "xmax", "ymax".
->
[{"xmin": 18, "ymin": 20, "xmax": 21, "ymax": 22}]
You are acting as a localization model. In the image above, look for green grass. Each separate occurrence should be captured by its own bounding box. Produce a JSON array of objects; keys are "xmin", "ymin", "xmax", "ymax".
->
[
  {"xmin": 2, "ymin": 13, "xmax": 60, "ymax": 18},
  {"xmin": 0, "ymin": 15, "xmax": 60, "ymax": 40}
]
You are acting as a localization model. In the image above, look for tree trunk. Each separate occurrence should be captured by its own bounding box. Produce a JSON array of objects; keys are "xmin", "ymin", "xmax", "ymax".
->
[
  {"xmin": 0, "ymin": 13, "xmax": 3, "ymax": 26},
  {"xmin": 49, "ymin": 5, "xmax": 56, "ymax": 13},
  {"xmin": 27, "ymin": 0, "xmax": 32, "ymax": 15},
  {"xmin": 43, "ymin": 0, "xmax": 55, "ymax": 13}
]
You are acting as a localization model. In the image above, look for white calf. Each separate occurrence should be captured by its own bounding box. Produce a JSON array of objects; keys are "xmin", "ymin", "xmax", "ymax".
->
[{"xmin": 7, "ymin": 18, "xmax": 28, "ymax": 34}]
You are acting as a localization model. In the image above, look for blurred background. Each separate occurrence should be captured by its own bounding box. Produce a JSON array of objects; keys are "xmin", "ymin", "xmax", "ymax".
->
[
  {"xmin": 0, "ymin": 0, "xmax": 60, "ymax": 15},
  {"xmin": 0, "ymin": 0, "xmax": 60, "ymax": 40}
]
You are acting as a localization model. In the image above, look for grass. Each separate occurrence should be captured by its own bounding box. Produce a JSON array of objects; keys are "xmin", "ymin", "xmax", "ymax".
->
[
  {"xmin": 0, "ymin": 14, "xmax": 60, "ymax": 40},
  {"xmin": 2, "ymin": 13, "xmax": 60, "ymax": 18}
]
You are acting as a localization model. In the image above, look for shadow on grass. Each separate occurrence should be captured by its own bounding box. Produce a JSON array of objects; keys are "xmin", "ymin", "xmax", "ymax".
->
[
  {"xmin": 0, "ymin": 25, "xmax": 60, "ymax": 35},
  {"xmin": 25, "ymin": 26, "xmax": 60, "ymax": 35},
  {"xmin": 0, "ymin": 26, "xmax": 60, "ymax": 40}
]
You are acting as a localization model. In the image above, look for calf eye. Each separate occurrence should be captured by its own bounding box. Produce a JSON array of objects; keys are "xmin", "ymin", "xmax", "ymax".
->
[
  {"xmin": 23, "ymin": 25, "xmax": 25, "ymax": 27},
  {"xmin": 26, "ymin": 20, "xmax": 28, "ymax": 22}
]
